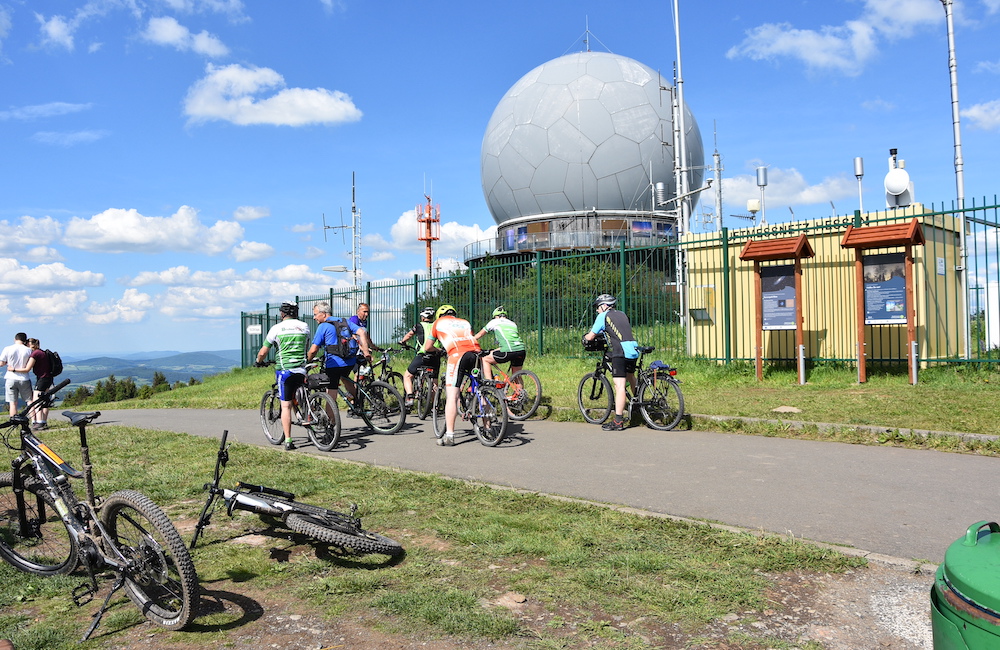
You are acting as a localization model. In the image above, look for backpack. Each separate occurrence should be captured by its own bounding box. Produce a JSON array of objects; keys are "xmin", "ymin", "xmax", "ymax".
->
[
  {"xmin": 324, "ymin": 318, "xmax": 358, "ymax": 359},
  {"xmin": 45, "ymin": 349, "xmax": 63, "ymax": 377}
]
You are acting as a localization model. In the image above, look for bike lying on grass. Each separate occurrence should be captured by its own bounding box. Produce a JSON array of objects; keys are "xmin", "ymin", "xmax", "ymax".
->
[
  {"xmin": 0, "ymin": 380, "xmax": 197, "ymax": 641},
  {"xmin": 190, "ymin": 430, "xmax": 403, "ymax": 556}
]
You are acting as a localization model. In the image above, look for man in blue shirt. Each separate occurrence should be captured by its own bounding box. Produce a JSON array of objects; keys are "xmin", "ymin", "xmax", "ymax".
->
[
  {"xmin": 307, "ymin": 301, "xmax": 370, "ymax": 412},
  {"xmin": 582, "ymin": 294, "xmax": 638, "ymax": 431}
]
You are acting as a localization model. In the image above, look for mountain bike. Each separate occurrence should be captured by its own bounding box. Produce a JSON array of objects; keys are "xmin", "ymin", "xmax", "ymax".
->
[
  {"xmin": 411, "ymin": 365, "xmax": 438, "ymax": 420},
  {"xmin": 577, "ymin": 342, "xmax": 684, "ymax": 431},
  {"xmin": 330, "ymin": 358, "xmax": 406, "ymax": 434},
  {"xmin": 191, "ymin": 430, "xmax": 403, "ymax": 556},
  {"xmin": 482, "ymin": 352, "xmax": 542, "ymax": 421},
  {"xmin": 363, "ymin": 347, "xmax": 407, "ymax": 394},
  {"xmin": 432, "ymin": 351, "xmax": 509, "ymax": 446},
  {"xmin": 0, "ymin": 380, "xmax": 197, "ymax": 641},
  {"xmin": 259, "ymin": 362, "xmax": 340, "ymax": 451}
]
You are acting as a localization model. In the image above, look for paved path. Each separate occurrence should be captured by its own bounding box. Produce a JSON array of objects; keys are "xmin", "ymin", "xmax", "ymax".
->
[{"xmin": 98, "ymin": 408, "xmax": 996, "ymax": 563}]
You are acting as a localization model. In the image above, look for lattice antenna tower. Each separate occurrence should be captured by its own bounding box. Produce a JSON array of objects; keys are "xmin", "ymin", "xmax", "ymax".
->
[{"xmin": 322, "ymin": 172, "xmax": 362, "ymax": 287}]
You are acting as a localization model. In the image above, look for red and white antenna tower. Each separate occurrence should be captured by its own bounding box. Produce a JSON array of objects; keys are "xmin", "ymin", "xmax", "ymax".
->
[{"xmin": 416, "ymin": 194, "xmax": 440, "ymax": 275}]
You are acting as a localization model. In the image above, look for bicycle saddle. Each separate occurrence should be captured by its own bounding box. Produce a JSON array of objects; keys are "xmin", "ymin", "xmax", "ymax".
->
[{"xmin": 62, "ymin": 410, "xmax": 102, "ymax": 427}]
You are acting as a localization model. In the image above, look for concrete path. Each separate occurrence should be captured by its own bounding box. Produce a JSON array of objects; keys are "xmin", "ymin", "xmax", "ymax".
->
[{"xmin": 96, "ymin": 408, "xmax": 996, "ymax": 563}]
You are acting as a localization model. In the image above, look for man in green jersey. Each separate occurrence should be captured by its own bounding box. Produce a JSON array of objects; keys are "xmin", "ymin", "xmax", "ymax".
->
[
  {"xmin": 474, "ymin": 306, "xmax": 525, "ymax": 381},
  {"xmin": 256, "ymin": 302, "xmax": 309, "ymax": 450}
]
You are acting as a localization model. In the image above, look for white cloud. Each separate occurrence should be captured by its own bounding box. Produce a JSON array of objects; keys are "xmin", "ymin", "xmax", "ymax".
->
[
  {"xmin": 0, "ymin": 259, "xmax": 103, "ymax": 292},
  {"xmin": 861, "ymin": 97, "xmax": 895, "ymax": 112},
  {"xmin": 31, "ymin": 130, "xmax": 110, "ymax": 146},
  {"xmin": 162, "ymin": 0, "xmax": 248, "ymax": 20},
  {"xmin": 290, "ymin": 223, "xmax": 315, "ymax": 232},
  {"xmin": 364, "ymin": 209, "xmax": 496, "ymax": 260},
  {"xmin": 142, "ymin": 16, "xmax": 229, "ymax": 57},
  {"xmin": 974, "ymin": 60, "xmax": 1000, "ymax": 73},
  {"xmin": 233, "ymin": 205, "xmax": 270, "ymax": 221},
  {"xmin": 0, "ymin": 216, "xmax": 62, "ymax": 252},
  {"xmin": 184, "ymin": 63, "xmax": 363, "ymax": 126},
  {"xmin": 85, "ymin": 288, "xmax": 154, "ymax": 324},
  {"xmin": 962, "ymin": 100, "xmax": 1000, "ymax": 130},
  {"xmin": 727, "ymin": 0, "xmax": 942, "ymax": 75},
  {"xmin": 722, "ymin": 166, "xmax": 856, "ymax": 217},
  {"xmin": 0, "ymin": 102, "xmax": 92, "ymax": 121},
  {"xmin": 36, "ymin": 13, "xmax": 74, "ymax": 50},
  {"xmin": 986, "ymin": 0, "xmax": 1000, "ymax": 14},
  {"xmin": 64, "ymin": 205, "xmax": 244, "ymax": 254},
  {"xmin": 16, "ymin": 290, "xmax": 90, "ymax": 323},
  {"xmin": 369, "ymin": 250, "xmax": 395, "ymax": 262},
  {"xmin": 20, "ymin": 247, "xmax": 64, "ymax": 263},
  {"xmin": 231, "ymin": 240, "xmax": 275, "ymax": 262},
  {"xmin": 304, "ymin": 245, "xmax": 324, "ymax": 259}
]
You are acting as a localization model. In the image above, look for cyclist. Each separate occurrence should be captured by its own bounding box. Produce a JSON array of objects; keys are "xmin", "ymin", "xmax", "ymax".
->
[
  {"xmin": 256, "ymin": 302, "xmax": 310, "ymax": 450},
  {"xmin": 399, "ymin": 306, "xmax": 443, "ymax": 409},
  {"xmin": 474, "ymin": 306, "xmax": 525, "ymax": 382},
  {"xmin": 306, "ymin": 301, "xmax": 369, "ymax": 416},
  {"xmin": 582, "ymin": 294, "xmax": 638, "ymax": 431},
  {"xmin": 422, "ymin": 304, "xmax": 480, "ymax": 446}
]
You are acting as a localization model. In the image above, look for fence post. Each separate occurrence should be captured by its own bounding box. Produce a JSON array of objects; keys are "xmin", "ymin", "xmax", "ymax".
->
[
  {"xmin": 535, "ymin": 251, "xmax": 543, "ymax": 354},
  {"xmin": 619, "ymin": 240, "xmax": 627, "ymax": 313},
  {"xmin": 413, "ymin": 274, "xmax": 419, "ymax": 323},
  {"xmin": 468, "ymin": 262, "xmax": 475, "ymax": 326},
  {"xmin": 721, "ymin": 228, "xmax": 732, "ymax": 365}
]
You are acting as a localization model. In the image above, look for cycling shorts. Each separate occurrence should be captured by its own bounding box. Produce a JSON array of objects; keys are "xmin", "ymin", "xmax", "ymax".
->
[
  {"xmin": 323, "ymin": 365, "xmax": 354, "ymax": 390},
  {"xmin": 444, "ymin": 350, "xmax": 479, "ymax": 388},
  {"xmin": 407, "ymin": 352, "xmax": 442, "ymax": 378},
  {"xmin": 490, "ymin": 350, "xmax": 525, "ymax": 367},
  {"xmin": 609, "ymin": 356, "xmax": 637, "ymax": 379},
  {"xmin": 275, "ymin": 369, "xmax": 306, "ymax": 401}
]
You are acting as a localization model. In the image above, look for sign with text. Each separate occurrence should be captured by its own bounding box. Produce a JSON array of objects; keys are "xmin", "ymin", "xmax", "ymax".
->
[
  {"xmin": 864, "ymin": 252, "xmax": 907, "ymax": 325},
  {"xmin": 761, "ymin": 265, "xmax": 796, "ymax": 330}
]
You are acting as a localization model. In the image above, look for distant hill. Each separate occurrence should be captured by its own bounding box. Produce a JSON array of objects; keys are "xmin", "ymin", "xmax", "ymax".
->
[{"xmin": 63, "ymin": 350, "xmax": 241, "ymax": 386}]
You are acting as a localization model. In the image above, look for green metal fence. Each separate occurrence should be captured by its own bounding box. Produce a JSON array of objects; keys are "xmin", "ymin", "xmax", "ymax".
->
[{"xmin": 242, "ymin": 199, "xmax": 1000, "ymax": 372}]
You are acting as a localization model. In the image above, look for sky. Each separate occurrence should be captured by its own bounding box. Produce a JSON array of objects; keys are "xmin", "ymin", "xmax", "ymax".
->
[{"xmin": 1, "ymin": 0, "xmax": 998, "ymax": 356}]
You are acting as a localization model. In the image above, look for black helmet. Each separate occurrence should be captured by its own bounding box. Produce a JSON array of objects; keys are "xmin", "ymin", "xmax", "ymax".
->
[
  {"xmin": 279, "ymin": 302, "xmax": 299, "ymax": 318},
  {"xmin": 594, "ymin": 294, "xmax": 617, "ymax": 308}
]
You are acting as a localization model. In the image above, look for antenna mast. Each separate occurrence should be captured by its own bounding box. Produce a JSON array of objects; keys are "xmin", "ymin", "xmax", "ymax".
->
[
  {"xmin": 416, "ymin": 194, "xmax": 441, "ymax": 275},
  {"xmin": 351, "ymin": 172, "xmax": 361, "ymax": 288}
]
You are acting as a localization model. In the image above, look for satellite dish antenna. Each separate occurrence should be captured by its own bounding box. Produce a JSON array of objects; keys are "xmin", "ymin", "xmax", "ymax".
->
[
  {"xmin": 884, "ymin": 148, "xmax": 914, "ymax": 208},
  {"xmin": 884, "ymin": 168, "xmax": 910, "ymax": 196}
]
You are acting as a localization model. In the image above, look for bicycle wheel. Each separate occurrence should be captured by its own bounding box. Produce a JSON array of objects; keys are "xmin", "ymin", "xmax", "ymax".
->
[
  {"xmin": 0, "ymin": 472, "xmax": 78, "ymax": 576},
  {"xmin": 505, "ymin": 370, "xmax": 542, "ymax": 421},
  {"xmin": 430, "ymin": 387, "xmax": 447, "ymax": 438},
  {"xmin": 577, "ymin": 373, "xmax": 613, "ymax": 424},
  {"xmin": 304, "ymin": 391, "xmax": 341, "ymax": 452},
  {"xmin": 190, "ymin": 431, "xmax": 230, "ymax": 549},
  {"xmin": 473, "ymin": 386, "xmax": 509, "ymax": 447},
  {"xmin": 285, "ymin": 511, "xmax": 403, "ymax": 556},
  {"xmin": 100, "ymin": 490, "xmax": 197, "ymax": 631},
  {"xmin": 414, "ymin": 373, "xmax": 434, "ymax": 420},
  {"xmin": 359, "ymin": 380, "xmax": 405, "ymax": 434},
  {"xmin": 259, "ymin": 390, "xmax": 284, "ymax": 445},
  {"xmin": 382, "ymin": 371, "xmax": 405, "ymax": 395},
  {"xmin": 638, "ymin": 376, "xmax": 685, "ymax": 431}
]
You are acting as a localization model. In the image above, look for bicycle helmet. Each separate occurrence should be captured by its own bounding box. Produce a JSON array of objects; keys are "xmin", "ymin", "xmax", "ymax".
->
[
  {"xmin": 279, "ymin": 302, "xmax": 299, "ymax": 318},
  {"xmin": 419, "ymin": 307, "xmax": 436, "ymax": 320},
  {"xmin": 492, "ymin": 306, "xmax": 507, "ymax": 318},
  {"xmin": 594, "ymin": 294, "xmax": 617, "ymax": 308},
  {"xmin": 435, "ymin": 304, "xmax": 457, "ymax": 319}
]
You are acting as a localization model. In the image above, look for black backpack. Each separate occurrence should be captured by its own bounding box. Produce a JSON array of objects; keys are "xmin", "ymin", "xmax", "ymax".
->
[
  {"xmin": 324, "ymin": 318, "xmax": 357, "ymax": 359},
  {"xmin": 45, "ymin": 349, "xmax": 63, "ymax": 377}
]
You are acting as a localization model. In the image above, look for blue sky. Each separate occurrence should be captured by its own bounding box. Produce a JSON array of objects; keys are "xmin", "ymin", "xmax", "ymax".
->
[{"xmin": 1, "ymin": 0, "xmax": 998, "ymax": 356}]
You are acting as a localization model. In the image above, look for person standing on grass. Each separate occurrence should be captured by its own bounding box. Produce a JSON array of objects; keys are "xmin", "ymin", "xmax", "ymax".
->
[
  {"xmin": 18, "ymin": 338, "xmax": 53, "ymax": 429},
  {"xmin": 0, "ymin": 333, "xmax": 33, "ymax": 417},
  {"xmin": 423, "ymin": 304, "xmax": 480, "ymax": 447},
  {"xmin": 582, "ymin": 294, "xmax": 638, "ymax": 431},
  {"xmin": 256, "ymin": 302, "xmax": 309, "ymax": 451}
]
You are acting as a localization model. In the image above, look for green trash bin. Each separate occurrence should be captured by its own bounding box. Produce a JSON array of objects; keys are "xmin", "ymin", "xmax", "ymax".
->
[{"xmin": 932, "ymin": 521, "xmax": 1000, "ymax": 649}]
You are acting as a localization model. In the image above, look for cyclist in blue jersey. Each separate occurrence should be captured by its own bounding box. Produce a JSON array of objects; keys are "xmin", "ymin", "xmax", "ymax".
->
[
  {"xmin": 256, "ymin": 302, "xmax": 310, "ymax": 449},
  {"xmin": 582, "ymin": 294, "xmax": 638, "ymax": 431},
  {"xmin": 306, "ymin": 300, "xmax": 369, "ymax": 413}
]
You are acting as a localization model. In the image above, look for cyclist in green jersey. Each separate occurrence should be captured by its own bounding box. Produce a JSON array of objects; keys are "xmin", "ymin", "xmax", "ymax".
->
[
  {"xmin": 399, "ymin": 306, "xmax": 443, "ymax": 408},
  {"xmin": 255, "ymin": 302, "xmax": 309, "ymax": 450},
  {"xmin": 474, "ymin": 306, "xmax": 526, "ymax": 382}
]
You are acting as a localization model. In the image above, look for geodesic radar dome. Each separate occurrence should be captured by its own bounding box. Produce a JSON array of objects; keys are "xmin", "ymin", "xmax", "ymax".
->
[{"xmin": 481, "ymin": 51, "xmax": 704, "ymax": 226}]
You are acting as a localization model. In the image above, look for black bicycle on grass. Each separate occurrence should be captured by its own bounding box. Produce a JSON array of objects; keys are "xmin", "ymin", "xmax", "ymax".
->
[
  {"xmin": 259, "ymin": 361, "xmax": 340, "ymax": 451},
  {"xmin": 190, "ymin": 430, "xmax": 403, "ymax": 556},
  {"xmin": 577, "ymin": 337, "xmax": 685, "ymax": 431},
  {"xmin": 0, "ymin": 381, "xmax": 197, "ymax": 641}
]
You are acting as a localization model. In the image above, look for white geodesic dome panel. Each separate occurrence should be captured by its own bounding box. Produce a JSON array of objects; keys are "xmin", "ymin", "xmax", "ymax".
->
[{"xmin": 481, "ymin": 51, "xmax": 704, "ymax": 226}]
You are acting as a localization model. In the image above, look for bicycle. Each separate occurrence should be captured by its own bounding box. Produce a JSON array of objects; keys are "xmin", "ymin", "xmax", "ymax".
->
[
  {"xmin": 481, "ymin": 351, "xmax": 542, "ymax": 421},
  {"xmin": 363, "ymin": 347, "xmax": 407, "ymax": 394},
  {"xmin": 411, "ymin": 365, "xmax": 438, "ymax": 420},
  {"xmin": 432, "ymin": 351, "xmax": 509, "ymax": 446},
  {"xmin": 577, "ymin": 339, "xmax": 685, "ymax": 431},
  {"xmin": 191, "ymin": 430, "xmax": 403, "ymax": 556},
  {"xmin": 0, "ymin": 380, "xmax": 198, "ymax": 641},
  {"xmin": 337, "ymin": 363, "xmax": 406, "ymax": 434},
  {"xmin": 259, "ymin": 361, "xmax": 340, "ymax": 451}
]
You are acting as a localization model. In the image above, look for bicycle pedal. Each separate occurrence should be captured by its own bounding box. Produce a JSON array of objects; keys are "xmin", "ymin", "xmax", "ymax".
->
[{"xmin": 72, "ymin": 583, "xmax": 96, "ymax": 606}]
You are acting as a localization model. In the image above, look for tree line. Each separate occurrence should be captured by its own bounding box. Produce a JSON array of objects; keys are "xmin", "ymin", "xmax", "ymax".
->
[{"xmin": 61, "ymin": 371, "xmax": 201, "ymax": 406}]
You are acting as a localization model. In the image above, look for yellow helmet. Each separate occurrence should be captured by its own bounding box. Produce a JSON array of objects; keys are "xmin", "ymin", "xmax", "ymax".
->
[{"xmin": 435, "ymin": 304, "xmax": 457, "ymax": 319}]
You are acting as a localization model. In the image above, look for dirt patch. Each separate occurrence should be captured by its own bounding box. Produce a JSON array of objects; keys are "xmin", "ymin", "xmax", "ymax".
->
[{"xmin": 84, "ymin": 548, "xmax": 934, "ymax": 650}]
